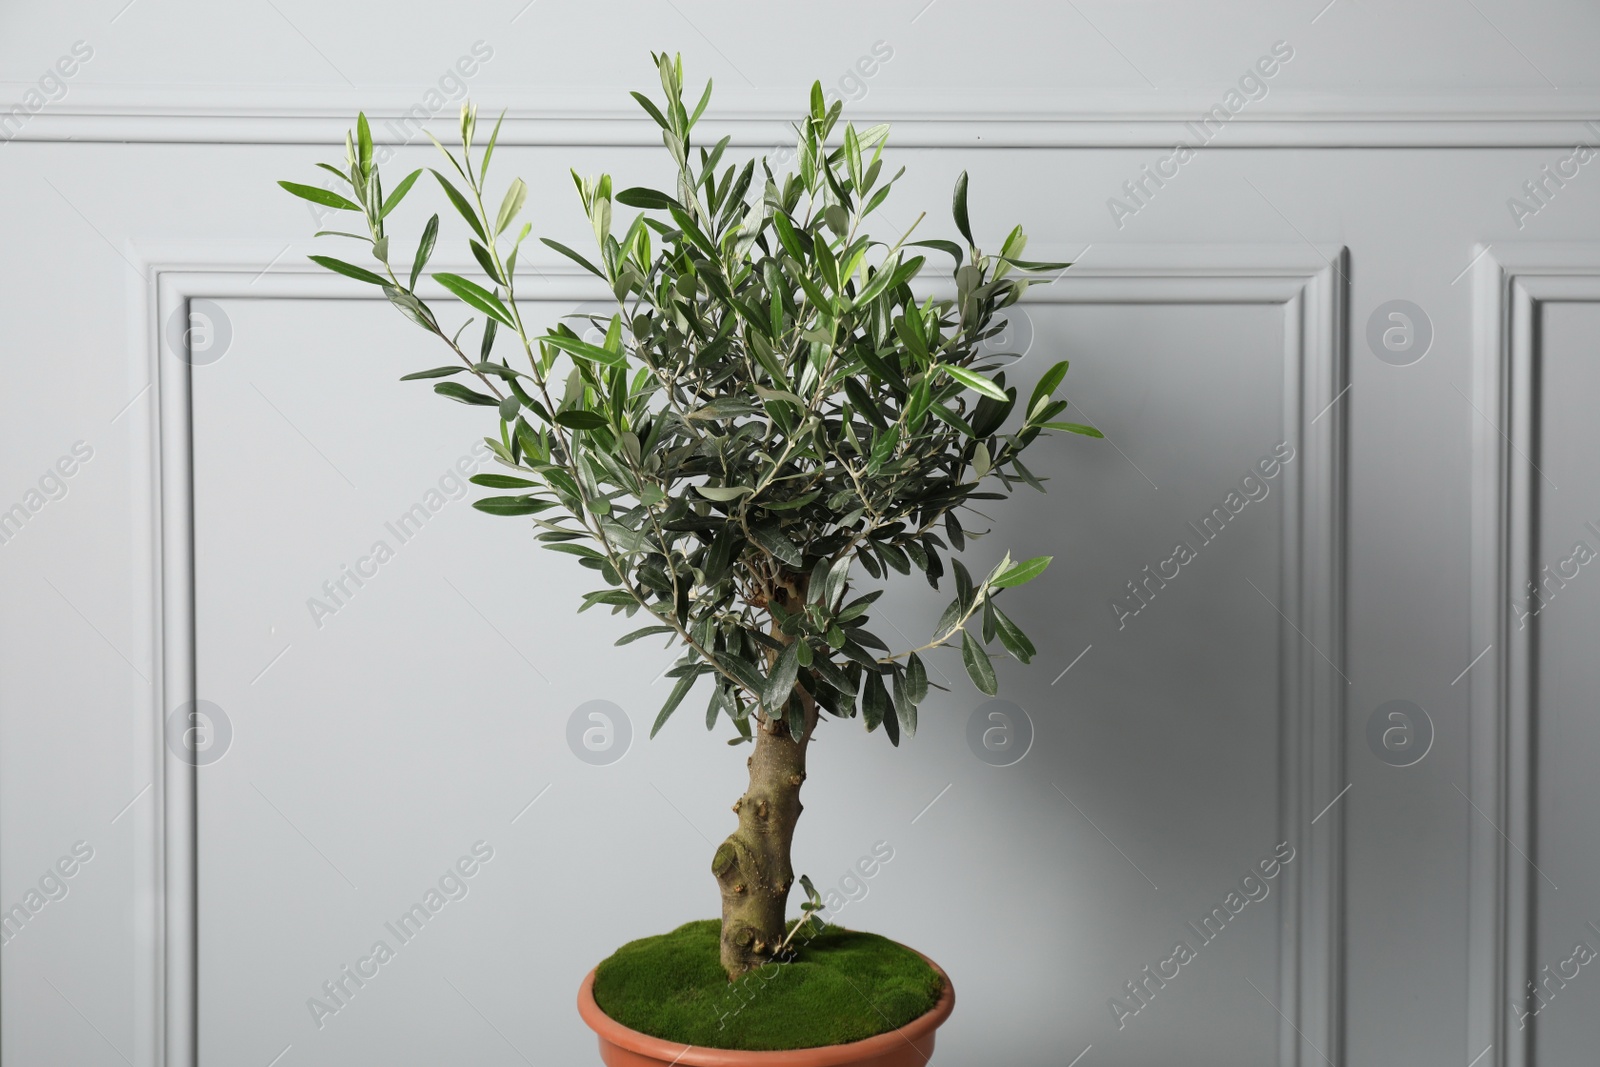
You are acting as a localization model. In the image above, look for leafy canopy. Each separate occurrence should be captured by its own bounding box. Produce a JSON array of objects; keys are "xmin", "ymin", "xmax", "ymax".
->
[{"xmin": 280, "ymin": 54, "xmax": 1099, "ymax": 748}]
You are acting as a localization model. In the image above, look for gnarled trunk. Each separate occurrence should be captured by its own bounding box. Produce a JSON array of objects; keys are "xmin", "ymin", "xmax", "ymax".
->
[{"xmin": 712, "ymin": 707, "xmax": 808, "ymax": 978}]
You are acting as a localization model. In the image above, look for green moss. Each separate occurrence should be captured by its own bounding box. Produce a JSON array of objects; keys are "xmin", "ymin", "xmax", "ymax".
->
[{"xmin": 592, "ymin": 920, "xmax": 944, "ymax": 1051}]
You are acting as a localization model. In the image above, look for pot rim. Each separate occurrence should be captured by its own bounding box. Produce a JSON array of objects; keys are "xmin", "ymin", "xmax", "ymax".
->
[{"xmin": 577, "ymin": 943, "xmax": 955, "ymax": 1066}]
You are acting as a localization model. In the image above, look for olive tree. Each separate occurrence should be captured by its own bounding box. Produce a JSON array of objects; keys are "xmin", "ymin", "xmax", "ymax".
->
[{"xmin": 280, "ymin": 53, "xmax": 1099, "ymax": 981}]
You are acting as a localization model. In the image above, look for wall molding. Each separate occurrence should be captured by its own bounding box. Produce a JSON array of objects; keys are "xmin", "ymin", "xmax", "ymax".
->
[
  {"xmin": 13, "ymin": 85, "xmax": 1600, "ymax": 148},
  {"xmin": 1467, "ymin": 242, "xmax": 1600, "ymax": 1067},
  {"xmin": 135, "ymin": 242, "xmax": 1345, "ymax": 1066}
]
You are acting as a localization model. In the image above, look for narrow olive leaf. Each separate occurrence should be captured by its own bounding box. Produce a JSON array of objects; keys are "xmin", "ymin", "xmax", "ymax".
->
[
  {"xmin": 616, "ymin": 624, "xmax": 675, "ymax": 646},
  {"xmin": 279, "ymin": 181, "xmax": 361, "ymax": 211},
  {"xmin": 1027, "ymin": 360, "xmax": 1070, "ymax": 420},
  {"xmin": 651, "ymin": 673, "xmax": 698, "ymax": 738},
  {"xmin": 356, "ymin": 113, "xmax": 373, "ymax": 175},
  {"xmin": 541, "ymin": 332, "xmax": 626, "ymax": 367},
  {"xmin": 496, "ymin": 177, "xmax": 527, "ymax": 235},
  {"xmin": 882, "ymin": 690, "xmax": 901, "ymax": 746},
  {"xmin": 906, "ymin": 652, "xmax": 929, "ymax": 704},
  {"xmin": 616, "ymin": 186, "xmax": 683, "ymax": 211},
  {"xmin": 688, "ymin": 76, "xmax": 714, "ymax": 129},
  {"xmin": 399, "ymin": 366, "xmax": 465, "ymax": 380},
  {"xmin": 430, "ymin": 169, "xmax": 488, "ymax": 241},
  {"xmin": 861, "ymin": 670, "xmax": 890, "ymax": 731},
  {"xmin": 479, "ymin": 109, "xmax": 507, "ymax": 185},
  {"xmin": 1000, "ymin": 257, "xmax": 1073, "ymax": 272},
  {"xmin": 961, "ymin": 629, "xmax": 998, "ymax": 695},
  {"xmin": 470, "ymin": 473, "xmax": 539, "ymax": 488},
  {"xmin": 763, "ymin": 641, "xmax": 801, "ymax": 711},
  {"xmin": 752, "ymin": 524, "xmax": 802, "ymax": 567},
  {"xmin": 470, "ymin": 240, "xmax": 504, "ymax": 285},
  {"xmin": 990, "ymin": 555, "xmax": 1051, "ymax": 589},
  {"xmin": 554, "ymin": 410, "xmax": 608, "ymax": 429},
  {"xmin": 380, "ymin": 168, "xmax": 423, "ymax": 219},
  {"xmin": 472, "ymin": 495, "xmax": 553, "ymax": 515},
  {"xmin": 940, "ymin": 364, "xmax": 1008, "ymax": 401},
  {"xmin": 1042, "ymin": 421, "xmax": 1105, "ymax": 438},
  {"xmin": 629, "ymin": 91, "xmax": 671, "ymax": 130},
  {"xmin": 952, "ymin": 170, "xmax": 974, "ymax": 245},
  {"xmin": 480, "ymin": 317, "xmax": 498, "ymax": 361},
  {"xmin": 410, "ymin": 214, "xmax": 439, "ymax": 290},
  {"xmin": 432, "ymin": 273, "xmax": 516, "ymax": 326},
  {"xmin": 314, "ymin": 161, "xmax": 352, "ymax": 185},
  {"xmin": 992, "ymin": 606, "xmax": 1037, "ymax": 664},
  {"xmin": 891, "ymin": 670, "xmax": 916, "ymax": 738},
  {"xmin": 540, "ymin": 238, "xmax": 607, "ymax": 279},
  {"xmin": 771, "ymin": 211, "xmax": 808, "ymax": 261},
  {"xmin": 433, "ymin": 381, "xmax": 499, "ymax": 405},
  {"xmin": 907, "ymin": 239, "xmax": 964, "ymax": 267},
  {"xmin": 695, "ymin": 485, "xmax": 753, "ymax": 502},
  {"xmin": 308, "ymin": 255, "xmax": 389, "ymax": 286}
]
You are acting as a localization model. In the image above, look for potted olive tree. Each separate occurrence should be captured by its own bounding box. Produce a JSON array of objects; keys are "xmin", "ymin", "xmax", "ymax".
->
[{"xmin": 280, "ymin": 54, "xmax": 1097, "ymax": 1065}]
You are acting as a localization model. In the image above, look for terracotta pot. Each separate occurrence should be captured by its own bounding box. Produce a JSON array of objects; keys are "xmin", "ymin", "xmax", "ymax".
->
[{"xmin": 577, "ymin": 951, "xmax": 955, "ymax": 1067}]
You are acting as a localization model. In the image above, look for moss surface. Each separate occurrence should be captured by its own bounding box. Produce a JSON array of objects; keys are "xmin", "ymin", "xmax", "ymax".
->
[{"xmin": 591, "ymin": 920, "xmax": 944, "ymax": 1051}]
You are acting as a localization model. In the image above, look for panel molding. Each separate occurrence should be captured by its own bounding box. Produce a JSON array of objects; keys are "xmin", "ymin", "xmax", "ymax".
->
[
  {"xmin": 1467, "ymin": 243, "xmax": 1600, "ymax": 1067},
  {"xmin": 13, "ymin": 85, "xmax": 1600, "ymax": 147},
  {"xmin": 134, "ymin": 243, "xmax": 1346, "ymax": 1066}
]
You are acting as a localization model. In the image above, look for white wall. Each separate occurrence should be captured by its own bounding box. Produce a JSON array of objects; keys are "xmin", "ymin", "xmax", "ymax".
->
[{"xmin": 4, "ymin": 2, "xmax": 1600, "ymax": 1065}]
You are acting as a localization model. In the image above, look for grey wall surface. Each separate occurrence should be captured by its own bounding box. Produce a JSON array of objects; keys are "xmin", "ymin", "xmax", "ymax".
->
[{"xmin": 3, "ymin": 2, "xmax": 1600, "ymax": 1065}]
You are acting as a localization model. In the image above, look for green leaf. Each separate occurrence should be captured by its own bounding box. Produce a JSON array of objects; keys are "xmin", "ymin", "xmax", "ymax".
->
[
  {"xmin": 908, "ymin": 239, "xmax": 963, "ymax": 267},
  {"xmin": 752, "ymin": 524, "xmax": 802, "ymax": 567},
  {"xmin": 696, "ymin": 485, "xmax": 753, "ymax": 502},
  {"xmin": 1027, "ymin": 360, "xmax": 1070, "ymax": 421},
  {"xmin": 1001, "ymin": 257, "xmax": 1073, "ymax": 272},
  {"xmin": 952, "ymin": 170, "xmax": 973, "ymax": 245},
  {"xmin": 991, "ymin": 555, "xmax": 1051, "ymax": 588},
  {"xmin": 771, "ymin": 211, "xmax": 808, "ymax": 261},
  {"xmin": 432, "ymin": 272, "xmax": 516, "ymax": 326},
  {"xmin": 542, "ymin": 331, "xmax": 626, "ymax": 367},
  {"xmin": 763, "ymin": 641, "xmax": 801, "ymax": 711},
  {"xmin": 399, "ymin": 365, "xmax": 464, "ymax": 380},
  {"xmin": 905, "ymin": 653, "xmax": 928, "ymax": 705},
  {"xmin": 892, "ymin": 669, "xmax": 917, "ymax": 738},
  {"xmin": 308, "ymin": 255, "xmax": 389, "ymax": 286},
  {"xmin": 651, "ymin": 673, "xmax": 698, "ymax": 738},
  {"xmin": 496, "ymin": 177, "xmax": 527, "ymax": 235},
  {"xmin": 279, "ymin": 181, "xmax": 360, "ymax": 212},
  {"xmin": 471, "ymin": 240, "xmax": 504, "ymax": 285},
  {"xmin": 434, "ymin": 381, "xmax": 499, "ymax": 406},
  {"xmin": 554, "ymin": 410, "xmax": 609, "ymax": 430},
  {"xmin": 540, "ymin": 238, "xmax": 607, "ymax": 279},
  {"xmin": 479, "ymin": 110, "xmax": 507, "ymax": 184},
  {"xmin": 861, "ymin": 670, "xmax": 892, "ymax": 733},
  {"xmin": 941, "ymin": 364, "xmax": 1008, "ymax": 402},
  {"xmin": 1042, "ymin": 421, "xmax": 1104, "ymax": 438},
  {"xmin": 616, "ymin": 186, "xmax": 683, "ymax": 211},
  {"xmin": 356, "ymin": 113, "xmax": 373, "ymax": 176},
  {"xmin": 630, "ymin": 91, "xmax": 671, "ymax": 130},
  {"xmin": 617, "ymin": 624, "xmax": 675, "ymax": 646},
  {"xmin": 430, "ymin": 169, "xmax": 488, "ymax": 241},
  {"xmin": 961, "ymin": 629, "xmax": 998, "ymax": 695},
  {"xmin": 472, "ymin": 495, "xmax": 554, "ymax": 516},
  {"xmin": 470, "ymin": 473, "xmax": 539, "ymax": 488},
  {"xmin": 992, "ymin": 606, "xmax": 1037, "ymax": 664},
  {"xmin": 380, "ymin": 168, "xmax": 423, "ymax": 218},
  {"xmin": 410, "ymin": 214, "xmax": 439, "ymax": 290}
]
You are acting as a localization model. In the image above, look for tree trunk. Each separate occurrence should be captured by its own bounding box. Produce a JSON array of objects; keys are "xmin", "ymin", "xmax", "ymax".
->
[{"xmin": 712, "ymin": 708, "xmax": 808, "ymax": 979}]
